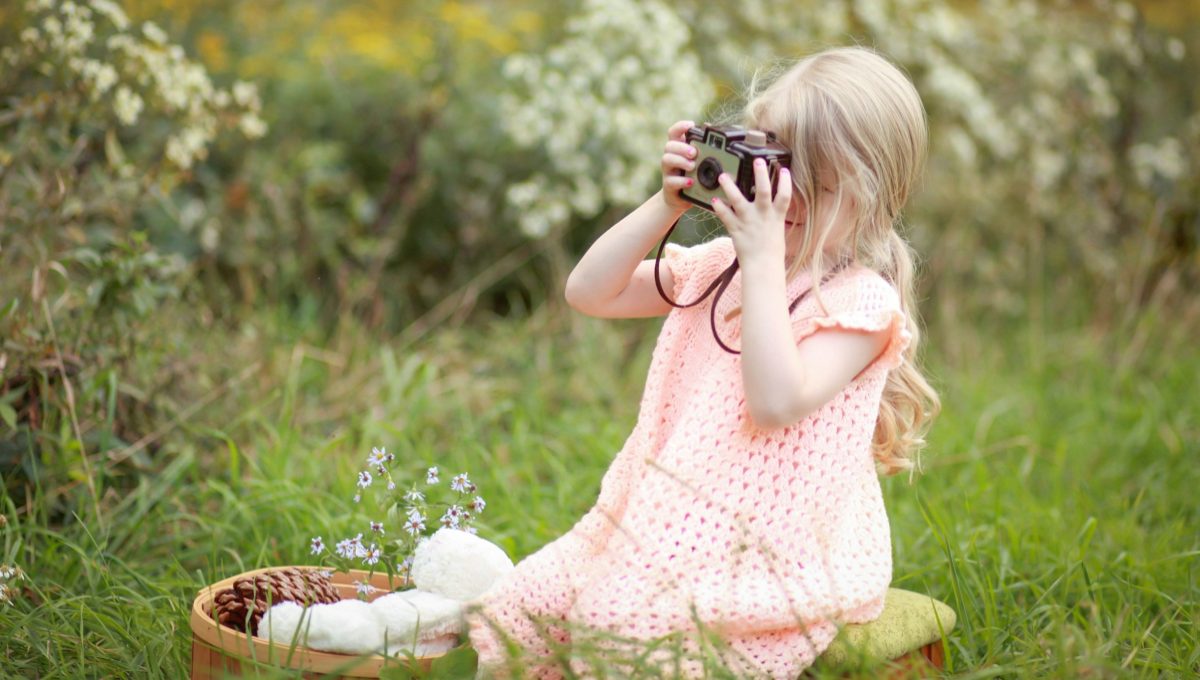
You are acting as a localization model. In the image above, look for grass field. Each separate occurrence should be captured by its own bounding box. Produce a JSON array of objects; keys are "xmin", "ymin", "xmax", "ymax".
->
[{"xmin": 1, "ymin": 301, "xmax": 1197, "ymax": 678}]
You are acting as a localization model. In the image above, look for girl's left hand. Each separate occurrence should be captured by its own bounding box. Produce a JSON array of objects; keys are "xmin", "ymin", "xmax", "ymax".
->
[{"xmin": 712, "ymin": 160, "xmax": 792, "ymax": 264}]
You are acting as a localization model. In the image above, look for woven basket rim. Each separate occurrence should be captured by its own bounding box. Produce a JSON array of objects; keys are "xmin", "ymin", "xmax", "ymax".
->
[{"xmin": 190, "ymin": 564, "xmax": 455, "ymax": 676}]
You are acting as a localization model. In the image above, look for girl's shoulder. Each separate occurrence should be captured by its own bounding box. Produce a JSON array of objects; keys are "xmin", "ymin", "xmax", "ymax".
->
[
  {"xmin": 664, "ymin": 235, "xmax": 734, "ymax": 265},
  {"xmin": 662, "ymin": 236, "xmax": 736, "ymax": 297},
  {"xmin": 806, "ymin": 264, "xmax": 902, "ymax": 317}
]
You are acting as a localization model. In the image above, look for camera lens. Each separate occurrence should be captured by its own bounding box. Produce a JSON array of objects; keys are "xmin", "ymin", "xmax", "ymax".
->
[{"xmin": 697, "ymin": 157, "xmax": 723, "ymax": 190}]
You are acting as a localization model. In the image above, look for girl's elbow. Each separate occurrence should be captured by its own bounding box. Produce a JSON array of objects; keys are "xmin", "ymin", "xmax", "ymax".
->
[
  {"xmin": 748, "ymin": 404, "xmax": 795, "ymax": 430},
  {"xmin": 748, "ymin": 399, "xmax": 813, "ymax": 430},
  {"xmin": 563, "ymin": 273, "xmax": 590, "ymax": 313}
]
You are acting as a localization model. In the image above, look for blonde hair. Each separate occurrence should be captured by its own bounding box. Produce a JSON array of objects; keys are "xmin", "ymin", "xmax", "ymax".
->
[{"xmin": 738, "ymin": 46, "xmax": 940, "ymax": 476}]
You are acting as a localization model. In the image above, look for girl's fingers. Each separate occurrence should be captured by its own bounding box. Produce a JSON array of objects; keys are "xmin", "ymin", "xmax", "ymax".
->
[
  {"xmin": 667, "ymin": 120, "xmax": 695, "ymax": 142},
  {"xmin": 752, "ymin": 159, "xmax": 773, "ymax": 204},
  {"xmin": 664, "ymin": 175, "xmax": 694, "ymax": 191},
  {"xmin": 716, "ymin": 172, "xmax": 748, "ymax": 211},
  {"xmin": 773, "ymin": 167, "xmax": 793, "ymax": 210},
  {"xmin": 711, "ymin": 196, "xmax": 735, "ymax": 227},
  {"xmin": 664, "ymin": 140, "xmax": 697, "ymax": 159},
  {"xmin": 661, "ymin": 152, "xmax": 694, "ymax": 174}
]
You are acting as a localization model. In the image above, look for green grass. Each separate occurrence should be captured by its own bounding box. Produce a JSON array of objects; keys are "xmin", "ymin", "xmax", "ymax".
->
[{"xmin": 1, "ymin": 304, "xmax": 1197, "ymax": 678}]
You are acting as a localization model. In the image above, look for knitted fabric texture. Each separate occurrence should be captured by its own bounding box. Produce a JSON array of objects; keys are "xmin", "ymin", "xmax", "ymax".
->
[{"xmin": 466, "ymin": 237, "xmax": 912, "ymax": 679}]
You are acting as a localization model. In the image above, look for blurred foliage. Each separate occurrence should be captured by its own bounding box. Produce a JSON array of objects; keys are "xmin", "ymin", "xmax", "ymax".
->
[
  {"xmin": 8, "ymin": 0, "xmax": 1186, "ymax": 333},
  {"xmin": 0, "ymin": 0, "xmax": 260, "ymax": 507},
  {"xmin": 112, "ymin": 0, "xmax": 565, "ymax": 322},
  {"xmin": 107, "ymin": 0, "xmax": 1199, "ymax": 333}
]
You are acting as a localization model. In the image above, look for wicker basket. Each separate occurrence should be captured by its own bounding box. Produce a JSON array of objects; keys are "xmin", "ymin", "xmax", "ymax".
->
[{"xmin": 190, "ymin": 565, "xmax": 458, "ymax": 679}]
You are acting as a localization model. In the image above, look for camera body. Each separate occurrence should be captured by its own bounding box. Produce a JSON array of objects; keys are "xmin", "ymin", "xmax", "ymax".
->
[{"xmin": 679, "ymin": 124, "xmax": 792, "ymax": 211}]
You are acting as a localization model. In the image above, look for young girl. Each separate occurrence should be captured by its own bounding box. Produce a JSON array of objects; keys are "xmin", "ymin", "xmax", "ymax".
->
[{"xmin": 465, "ymin": 46, "xmax": 940, "ymax": 679}]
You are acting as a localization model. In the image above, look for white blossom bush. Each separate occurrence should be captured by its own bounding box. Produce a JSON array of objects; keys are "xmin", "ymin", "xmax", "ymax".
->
[
  {"xmin": 0, "ymin": 1, "xmax": 268, "ymax": 497},
  {"xmin": 2, "ymin": 0, "xmax": 265, "ymax": 175},
  {"xmin": 498, "ymin": 0, "xmax": 715, "ymax": 238},
  {"xmin": 498, "ymin": 0, "xmax": 1197, "ymax": 320}
]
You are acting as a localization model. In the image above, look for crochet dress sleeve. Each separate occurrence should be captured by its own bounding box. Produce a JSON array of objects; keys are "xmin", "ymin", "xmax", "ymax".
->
[{"xmin": 793, "ymin": 269, "xmax": 912, "ymax": 374}]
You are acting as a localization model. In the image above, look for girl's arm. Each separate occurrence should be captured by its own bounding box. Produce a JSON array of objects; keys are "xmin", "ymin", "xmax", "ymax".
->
[
  {"xmin": 737, "ymin": 251, "xmax": 890, "ymax": 428},
  {"xmin": 565, "ymin": 120, "xmax": 699, "ymax": 319},
  {"xmin": 713, "ymin": 162, "xmax": 890, "ymax": 428},
  {"xmin": 564, "ymin": 189, "xmax": 685, "ymax": 318}
]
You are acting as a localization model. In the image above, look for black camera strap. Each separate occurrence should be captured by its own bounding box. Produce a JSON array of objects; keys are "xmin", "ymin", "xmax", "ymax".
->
[{"xmin": 652, "ymin": 217, "xmax": 845, "ymax": 355}]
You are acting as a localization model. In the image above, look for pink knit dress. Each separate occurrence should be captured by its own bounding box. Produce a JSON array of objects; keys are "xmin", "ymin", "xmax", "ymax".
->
[{"xmin": 465, "ymin": 236, "xmax": 912, "ymax": 679}]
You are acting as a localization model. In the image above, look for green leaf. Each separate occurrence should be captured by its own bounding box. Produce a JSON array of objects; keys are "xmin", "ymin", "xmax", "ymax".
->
[
  {"xmin": 104, "ymin": 129, "xmax": 127, "ymax": 170},
  {"xmin": 0, "ymin": 298, "xmax": 18, "ymax": 323},
  {"xmin": 425, "ymin": 643, "xmax": 478, "ymax": 679},
  {"xmin": 380, "ymin": 642, "xmax": 477, "ymax": 680},
  {"xmin": 0, "ymin": 403, "xmax": 17, "ymax": 430}
]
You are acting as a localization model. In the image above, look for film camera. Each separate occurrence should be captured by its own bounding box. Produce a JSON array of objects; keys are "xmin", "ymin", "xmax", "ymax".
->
[{"xmin": 678, "ymin": 124, "xmax": 792, "ymax": 211}]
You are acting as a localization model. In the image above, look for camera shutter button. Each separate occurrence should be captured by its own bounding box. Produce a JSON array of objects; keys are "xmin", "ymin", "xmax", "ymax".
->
[{"xmin": 745, "ymin": 130, "xmax": 767, "ymax": 146}]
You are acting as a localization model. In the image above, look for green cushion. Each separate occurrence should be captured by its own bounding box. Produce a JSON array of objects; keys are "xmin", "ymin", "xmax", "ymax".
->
[{"xmin": 817, "ymin": 588, "xmax": 956, "ymax": 668}]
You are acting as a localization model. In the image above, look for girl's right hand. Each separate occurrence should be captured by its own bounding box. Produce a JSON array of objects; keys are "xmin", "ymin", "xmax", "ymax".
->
[{"xmin": 661, "ymin": 119, "xmax": 698, "ymax": 213}]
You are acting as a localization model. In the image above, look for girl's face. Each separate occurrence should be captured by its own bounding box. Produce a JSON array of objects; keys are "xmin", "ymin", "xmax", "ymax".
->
[{"xmin": 783, "ymin": 174, "xmax": 856, "ymax": 259}]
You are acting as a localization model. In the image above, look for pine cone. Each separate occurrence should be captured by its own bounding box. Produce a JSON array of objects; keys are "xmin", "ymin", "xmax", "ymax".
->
[{"xmin": 211, "ymin": 568, "xmax": 342, "ymax": 636}]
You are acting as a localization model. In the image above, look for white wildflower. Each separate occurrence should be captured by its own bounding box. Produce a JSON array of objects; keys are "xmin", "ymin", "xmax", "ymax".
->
[
  {"xmin": 350, "ymin": 533, "xmax": 367, "ymax": 558},
  {"xmin": 310, "ymin": 537, "xmax": 325, "ymax": 555},
  {"xmin": 426, "ymin": 466, "xmax": 439, "ymax": 484},
  {"xmin": 62, "ymin": 11, "xmax": 95, "ymax": 53},
  {"xmin": 142, "ymin": 21, "xmax": 167, "ymax": 45},
  {"xmin": 356, "ymin": 470, "xmax": 373, "ymax": 489},
  {"xmin": 470, "ymin": 496, "xmax": 486, "ymax": 514},
  {"xmin": 369, "ymin": 521, "xmax": 384, "ymax": 535},
  {"xmin": 90, "ymin": 0, "xmax": 129, "ymax": 30},
  {"xmin": 367, "ymin": 447, "xmax": 387, "ymax": 467},
  {"xmin": 403, "ymin": 509, "xmax": 426, "ymax": 535},
  {"xmin": 440, "ymin": 505, "xmax": 464, "ymax": 529},
  {"xmin": 362, "ymin": 544, "xmax": 381, "ymax": 566},
  {"xmin": 113, "ymin": 86, "xmax": 143, "ymax": 126},
  {"xmin": 354, "ymin": 580, "xmax": 376, "ymax": 596},
  {"xmin": 403, "ymin": 489, "xmax": 425, "ymax": 505},
  {"xmin": 1130, "ymin": 137, "xmax": 1187, "ymax": 186},
  {"xmin": 450, "ymin": 473, "xmax": 472, "ymax": 494},
  {"xmin": 165, "ymin": 135, "xmax": 193, "ymax": 169},
  {"xmin": 42, "ymin": 16, "xmax": 63, "ymax": 50},
  {"xmin": 1167, "ymin": 38, "xmax": 1185, "ymax": 62},
  {"xmin": 239, "ymin": 113, "xmax": 268, "ymax": 139},
  {"xmin": 81, "ymin": 59, "xmax": 118, "ymax": 97},
  {"xmin": 232, "ymin": 80, "xmax": 259, "ymax": 108}
]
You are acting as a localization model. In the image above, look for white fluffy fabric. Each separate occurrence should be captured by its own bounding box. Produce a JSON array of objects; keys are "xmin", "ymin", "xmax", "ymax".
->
[
  {"xmin": 411, "ymin": 528, "xmax": 514, "ymax": 601},
  {"xmin": 373, "ymin": 590, "xmax": 462, "ymax": 649},
  {"xmin": 258, "ymin": 528, "xmax": 514, "ymax": 657},
  {"xmin": 260, "ymin": 591, "xmax": 461, "ymax": 656},
  {"xmin": 261, "ymin": 599, "xmax": 385, "ymax": 656}
]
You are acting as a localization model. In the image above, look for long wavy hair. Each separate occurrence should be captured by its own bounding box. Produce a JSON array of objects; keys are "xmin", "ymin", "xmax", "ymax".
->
[{"xmin": 734, "ymin": 46, "xmax": 940, "ymax": 477}]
